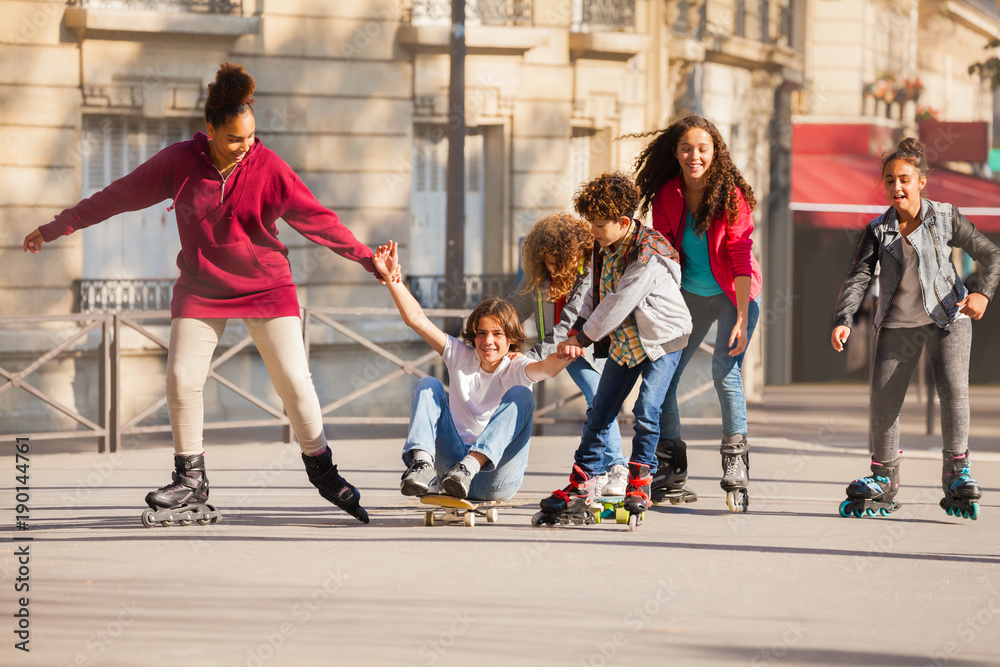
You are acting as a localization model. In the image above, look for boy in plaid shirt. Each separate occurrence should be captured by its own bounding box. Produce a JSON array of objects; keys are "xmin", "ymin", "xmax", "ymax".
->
[{"xmin": 533, "ymin": 172, "xmax": 692, "ymax": 529}]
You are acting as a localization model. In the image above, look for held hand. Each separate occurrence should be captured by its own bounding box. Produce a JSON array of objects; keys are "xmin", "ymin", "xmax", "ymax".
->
[
  {"xmin": 728, "ymin": 321, "xmax": 749, "ymax": 357},
  {"xmin": 23, "ymin": 229, "xmax": 44, "ymax": 254},
  {"xmin": 556, "ymin": 345, "xmax": 585, "ymax": 360},
  {"xmin": 957, "ymin": 293, "xmax": 988, "ymax": 320},
  {"xmin": 374, "ymin": 241, "xmax": 401, "ymax": 284},
  {"xmin": 831, "ymin": 325, "xmax": 851, "ymax": 352},
  {"xmin": 556, "ymin": 335, "xmax": 580, "ymax": 356}
]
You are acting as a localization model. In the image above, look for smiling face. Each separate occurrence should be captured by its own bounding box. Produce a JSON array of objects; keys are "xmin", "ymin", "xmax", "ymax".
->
[
  {"xmin": 674, "ymin": 127, "xmax": 715, "ymax": 184},
  {"xmin": 883, "ymin": 159, "xmax": 925, "ymax": 215},
  {"xmin": 206, "ymin": 111, "xmax": 256, "ymax": 169},
  {"xmin": 474, "ymin": 316, "xmax": 511, "ymax": 370}
]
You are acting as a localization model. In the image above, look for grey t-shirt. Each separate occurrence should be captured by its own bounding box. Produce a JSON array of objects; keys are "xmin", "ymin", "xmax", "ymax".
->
[{"xmin": 883, "ymin": 238, "xmax": 935, "ymax": 329}]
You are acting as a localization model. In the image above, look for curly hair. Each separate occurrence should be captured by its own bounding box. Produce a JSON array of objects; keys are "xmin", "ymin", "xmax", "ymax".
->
[
  {"xmin": 631, "ymin": 114, "xmax": 756, "ymax": 236},
  {"xmin": 882, "ymin": 137, "xmax": 930, "ymax": 179},
  {"xmin": 461, "ymin": 295, "xmax": 526, "ymax": 353},
  {"xmin": 205, "ymin": 62, "xmax": 256, "ymax": 128},
  {"xmin": 573, "ymin": 171, "xmax": 640, "ymax": 223},
  {"xmin": 519, "ymin": 213, "xmax": 594, "ymax": 302}
]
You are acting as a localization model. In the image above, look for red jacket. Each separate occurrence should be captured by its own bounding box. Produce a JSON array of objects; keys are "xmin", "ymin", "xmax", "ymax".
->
[
  {"xmin": 651, "ymin": 175, "xmax": 762, "ymax": 306},
  {"xmin": 40, "ymin": 132, "xmax": 378, "ymax": 319}
]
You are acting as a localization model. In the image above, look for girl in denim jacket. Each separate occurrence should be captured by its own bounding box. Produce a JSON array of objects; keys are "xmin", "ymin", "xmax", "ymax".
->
[{"xmin": 832, "ymin": 138, "xmax": 1000, "ymax": 520}]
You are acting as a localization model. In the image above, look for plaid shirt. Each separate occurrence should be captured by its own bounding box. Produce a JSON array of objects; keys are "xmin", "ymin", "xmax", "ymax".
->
[{"xmin": 599, "ymin": 222, "xmax": 647, "ymax": 367}]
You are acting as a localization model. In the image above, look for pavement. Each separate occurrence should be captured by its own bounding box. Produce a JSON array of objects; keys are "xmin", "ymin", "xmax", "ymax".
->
[{"xmin": 2, "ymin": 384, "xmax": 1000, "ymax": 667}]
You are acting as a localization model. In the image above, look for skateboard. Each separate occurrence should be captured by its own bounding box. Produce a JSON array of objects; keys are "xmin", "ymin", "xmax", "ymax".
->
[
  {"xmin": 589, "ymin": 495, "xmax": 646, "ymax": 531},
  {"xmin": 420, "ymin": 494, "xmax": 499, "ymax": 527}
]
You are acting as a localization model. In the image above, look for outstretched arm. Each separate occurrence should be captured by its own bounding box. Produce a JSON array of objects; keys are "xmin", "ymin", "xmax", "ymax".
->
[
  {"xmin": 374, "ymin": 241, "xmax": 447, "ymax": 355},
  {"xmin": 524, "ymin": 348, "xmax": 580, "ymax": 382}
]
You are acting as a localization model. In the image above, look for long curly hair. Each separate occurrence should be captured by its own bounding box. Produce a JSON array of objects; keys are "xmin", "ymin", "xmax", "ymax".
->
[
  {"xmin": 631, "ymin": 114, "xmax": 756, "ymax": 235},
  {"xmin": 519, "ymin": 213, "xmax": 594, "ymax": 302}
]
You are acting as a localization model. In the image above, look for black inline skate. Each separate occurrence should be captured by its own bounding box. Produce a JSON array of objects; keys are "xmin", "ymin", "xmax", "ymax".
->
[
  {"xmin": 622, "ymin": 461, "xmax": 652, "ymax": 532},
  {"xmin": 301, "ymin": 448, "xmax": 370, "ymax": 524},
  {"xmin": 839, "ymin": 458, "xmax": 900, "ymax": 518},
  {"xmin": 531, "ymin": 464, "xmax": 597, "ymax": 527},
  {"xmin": 940, "ymin": 451, "xmax": 982, "ymax": 521},
  {"xmin": 721, "ymin": 436, "xmax": 750, "ymax": 513},
  {"xmin": 141, "ymin": 453, "xmax": 222, "ymax": 528},
  {"xmin": 650, "ymin": 438, "xmax": 698, "ymax": 506}
]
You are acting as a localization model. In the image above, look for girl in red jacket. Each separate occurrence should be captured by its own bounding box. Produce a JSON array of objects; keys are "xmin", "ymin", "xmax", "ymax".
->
[
  {"xmin": 23, "ymin": 63, "xmax": 376, "ymax": 526},
  {"xmin": 633, "ymin": 114, "xmax": 763, "ymax": 513}
]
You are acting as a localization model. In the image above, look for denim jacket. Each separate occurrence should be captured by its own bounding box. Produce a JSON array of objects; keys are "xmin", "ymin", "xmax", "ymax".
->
[{"xmin": 833, "ymin": 198, "xmax": 1000, "ymax": 332}]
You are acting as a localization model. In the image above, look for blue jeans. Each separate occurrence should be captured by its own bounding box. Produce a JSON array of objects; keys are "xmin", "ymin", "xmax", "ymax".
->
[
  {"xmin": 574, "ymin": 350, "xmax": 682, "ymax": 475},
  {"xmin": 566, "ymin": 357, "xmax": 627, "ymax": 474},
  {"xmin": 660, "ymin": 291, "xmax": 761, "ymax": 439},
  {"xmin": 402, "ymin": 377, "xmax": 534, "ymax": 502}
]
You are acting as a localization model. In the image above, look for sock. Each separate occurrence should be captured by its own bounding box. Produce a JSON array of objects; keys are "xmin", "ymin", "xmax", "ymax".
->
[
  {"xmin": 411, "ymin": 449, "xmax": 433, "ymax": 465},
  {"xmin": 458, "ymin": 454, "xmax": 482, "ymax": 476},
  {"xmin": 303, "ymin": 445, "xmax": 329, "ymax": 457}
]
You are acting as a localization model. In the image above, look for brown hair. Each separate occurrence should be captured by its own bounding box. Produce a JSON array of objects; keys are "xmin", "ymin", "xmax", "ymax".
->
[
  {"xmin": 631, "ymin": 114, "xmax": 756, "ymax": 235},
  {"xmin": 882, "ymin": 137, "xmax": 930, "ymax": 178},
  {"xmin": 206, "ymin": 62, "xmax": 255, "ymax": 128},
  {"xmin": 573, "ymin": 171, "xmax": 640, "ymax": 223},
  {"xmin": 461, "ymin": 296, "xmax": 526, "ymax": 353},
  {"xmin": 519, "ymin": 213, "xmax": 594, "ymax": 302}
]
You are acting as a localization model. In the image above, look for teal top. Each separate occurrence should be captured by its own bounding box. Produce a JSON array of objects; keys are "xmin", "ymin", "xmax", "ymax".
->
[{"xmin": 681, "ymin": 212, "xmax": 724, "ymax": 296}]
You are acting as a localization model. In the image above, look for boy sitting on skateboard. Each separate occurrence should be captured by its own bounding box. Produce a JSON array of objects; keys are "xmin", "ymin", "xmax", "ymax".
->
[
  {"xmin": 373, "ymin": 242, "xmax": 578, "ymax": 501},
  {"xmin": 536, "ymin": 172, "xmax": 692, "ymax": 527}
]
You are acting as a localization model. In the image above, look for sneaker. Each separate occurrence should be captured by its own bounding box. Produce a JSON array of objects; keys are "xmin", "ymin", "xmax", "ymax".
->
[
  {"xmin": 600, "ymin": 464, "xmax": 629, "ymax": 497},
  {"xmin": 400, "ymin": 459, "xmax": 435, "ymax": 497},
  {"xmin": 592, "ymin": 472, "xmax": 609, "ymax": 497},
  {"xmin": 442, "ymin": 462, "xmax": 474, "ymax": 499}
]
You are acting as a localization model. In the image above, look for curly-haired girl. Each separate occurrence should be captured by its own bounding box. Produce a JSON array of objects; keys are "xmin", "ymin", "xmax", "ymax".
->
[
  {"xmin": 508, "ymin": 214, "xmax": 628, "ymax": 495},
  {"xmin": 23, "ymin": 62, "xmax": 381, "ymax": 525},
  {"xmin": 632, "ymin": 114, "xmax": 763, "ymax": 513}
]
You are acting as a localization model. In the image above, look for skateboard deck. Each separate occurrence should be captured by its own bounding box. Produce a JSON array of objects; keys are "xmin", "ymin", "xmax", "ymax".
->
[
  {"xmin": 590, "ymin": 495, "xmax": 631, "ymax": 524},
  {"xmin": 420, "ymin": 494, "xmax": 499, "ymax": 527}
]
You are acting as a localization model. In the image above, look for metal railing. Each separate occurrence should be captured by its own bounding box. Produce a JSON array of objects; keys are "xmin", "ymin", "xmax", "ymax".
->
[
  {"xmin": 573, "ymin": 0, "xmax": 636, "ymax": 31},
  {"xmin": 405, "ymin": 0, "xmax": 533, "ymax": 26},
  {"xmin": 76, "ymin": 278, "xmax": 175, "ymax": 314},
  {"xmin": 70, "ymin": 0, "xmax": 244, "ymax": 13},
  {"xmin": 405, "ymin": 274, "xmax": 518, "ymax": 309},
  {"xmin": 1, "ymin": 308, "xmax": 728, "ymax": 452}
]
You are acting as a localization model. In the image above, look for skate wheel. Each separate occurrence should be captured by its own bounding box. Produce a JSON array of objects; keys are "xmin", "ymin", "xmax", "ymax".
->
[
  {"xmin": 879, "ymin": 508, "xmax": 891, "ymax": 517},
  {"xmin": 852, "ymin": 508, "xmax": 863, "ymax": 518},
  {"xmin": 838, "ymin": 500, "xmax": 851, "ymax": 518},
  {"xmin": 463, "ymin": 512, "xmax": 475, "ymax": 527},
  {"xmin": 141, "ymin": 509, "xmax": 156, "ymax": 529},
  {"xmin": 424, "ymin": 510, "xmax": 435, "ymax": 527},
  {"xmin": 197, "ymin": 517, "xmax": 211, "ymax": 526},
  {"xmin": 531, "ymin": 511, "xmax": 545, "ymax": 527},
  {"xmin": 970, "ymin": 503, "xmax": 980, "ymax": 521},
  {"xmin": 615, "ymin": 507, "xmax": 629, "ymax": 524},
  {"xmin": 669, "ymin": 497, "xmax": 683, "ymax": 506},
  {"xmin": 865, "ymin": 508, "xmax": 876, "ymax": 517},
  {"xmin": 210, "ymin": 515, "xmax": 221, "ymax": 524},
  {"xmin": 486, "ymin": 508, "xmax": 498, "ymax": 524},
  {"xmin": 627, "ymin": 514, "xmax": 639, "ymax": 532},
  {"xmin": 160, "ymin": 520, "xmax": 174, "ymax": 527},
  {"xmin": 179, "ymin": 519, "xmax": 192, "ymax": 526}
]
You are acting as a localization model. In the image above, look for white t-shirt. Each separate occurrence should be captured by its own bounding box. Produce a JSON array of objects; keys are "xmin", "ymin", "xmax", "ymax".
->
[
  {"xmin": 883, "ymin": 238, "xmax": 935, "ymax": 329},
  {"xmin": 442, "ymin": 335, "xmax": 536, "ymax": 444}
]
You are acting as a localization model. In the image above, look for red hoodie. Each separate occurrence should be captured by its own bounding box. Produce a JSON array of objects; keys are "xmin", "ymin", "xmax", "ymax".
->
[
  {"xmin": 39, "ymin": 132, "xmax": 378, "ymax": 319},
  {"xmin": 650, "ymin": 175, "xmax": 762, "ymax": 306}
]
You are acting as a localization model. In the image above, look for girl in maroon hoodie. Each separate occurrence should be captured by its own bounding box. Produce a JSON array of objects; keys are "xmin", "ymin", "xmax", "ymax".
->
[
  {"xmin": 23, "ymin": 63, "xmax": 376, "ymax": 525},
  {"xmin": 633, "ymin": 114, "xmax": 763, "ymax": 513}
]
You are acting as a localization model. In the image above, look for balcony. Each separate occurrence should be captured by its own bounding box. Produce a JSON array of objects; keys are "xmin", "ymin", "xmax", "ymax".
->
[
  {"xmin": 569, "ymin": 0, "xmax": 649, "ymax": 60},
  {"xmin": 66, "ymin": 0, "xmax": 259, "ymax": 38},
  {"xmin": 399, "ymin": 0, "xmax": 547, "ymax": 56},
  {"xmin": 75, "ymin": 279, "xmax": 174, "ymax": 314}
]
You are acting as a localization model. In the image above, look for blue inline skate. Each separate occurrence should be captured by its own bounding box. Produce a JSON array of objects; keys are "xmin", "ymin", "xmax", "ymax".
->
[
  {"xmin": 940, "ymin": 451, "xmax": 981, "ymax": 521},
  {"xmin": 839, "ymin": 458, "xmax": 900, "ymax": 518}
]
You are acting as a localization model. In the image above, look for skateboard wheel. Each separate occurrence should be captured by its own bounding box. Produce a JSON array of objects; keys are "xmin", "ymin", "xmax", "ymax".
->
[
  {"xmin": 140, "ymin": 509, "xmax": 156, "ymax": 529},
  {"xmin": 615, "ymin": 507, "xmax": 629, "ymax": 524},
  {"xmin": 627, "ymin": 514, "xmax": 639, "ymax": 532},
  {"xmin": 424, "ymin": 510, "xmax": 435, "ymax": 526},
  {"xmin": 463, "ymin": 512, "xmax": 475, "ymax": 527},
  {"xmin": 486, "ymin": 508, "xmax": 499, "ymax": 523}
]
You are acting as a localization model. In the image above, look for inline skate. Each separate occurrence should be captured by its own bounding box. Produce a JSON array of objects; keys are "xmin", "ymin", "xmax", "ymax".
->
[
  {"xmin": 650, "ymin": 438, "xmax": 698, "ymax": 506},
  {"xmin": 940, "ymin": 451, "xmax": 981, "ymax": 521},
  {"xmin": 301, "ymin": 448, "xmax": 370, "ymax": 523},
  {"xmin": 721, "ymin": 436, "xmax": 750, "ymax": 513},
  {"xmin": 141, "ymin": 453, "xmax": 222, "ymax": 528},
  {"xmin": 532, "ymin": 464, "xmax": 597, "ymax": 526},
  {"xmin": 839, "ymin": 458, "xmax": 900, "ymax": 518}
]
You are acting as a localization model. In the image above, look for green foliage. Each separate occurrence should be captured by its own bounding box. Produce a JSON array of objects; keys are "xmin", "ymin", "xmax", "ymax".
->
[{"xmin": 969, "ymin": 39, "xmax": 1000, "ymax": 91}]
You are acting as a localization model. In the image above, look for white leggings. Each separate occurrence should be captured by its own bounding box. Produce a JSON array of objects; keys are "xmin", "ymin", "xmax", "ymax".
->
[{"xmin": 166, "ymin": 317, "xmax": 327, "ymax": 456}]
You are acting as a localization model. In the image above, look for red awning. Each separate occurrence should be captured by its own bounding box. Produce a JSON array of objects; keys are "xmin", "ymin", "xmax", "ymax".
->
[{"xmin": 791, "ymin": 153, "xmax": 1000, "ymax": 232}]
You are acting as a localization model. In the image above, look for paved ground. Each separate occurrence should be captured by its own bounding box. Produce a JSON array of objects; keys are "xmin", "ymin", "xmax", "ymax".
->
[{"xmin": 2, "ymin": 385, "xmax": 999, "ymax": 666}]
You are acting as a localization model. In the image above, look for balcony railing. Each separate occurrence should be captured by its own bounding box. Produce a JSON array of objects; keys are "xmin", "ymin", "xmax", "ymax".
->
[
  {"xmin": 406, "ymin": 0, "xmax": 533, "ymax": 26},
  {"xmin": 76, "ymin": 279, "xmax": 175, "ymax": 314},
  {"xmin": 572, "ymin": 0, "xmax": 636, "ymax": 31},
  {"xmin": 69, "ymin": 0, "xmax": 244, "ymax": 13},
  {"xmin": 405, "ymin": 274, "xmax": 518, "ymax": 309}
]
